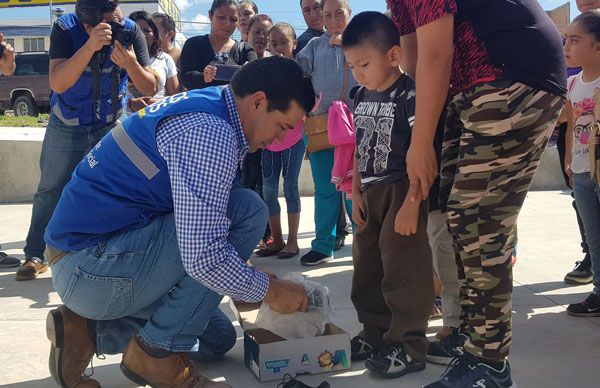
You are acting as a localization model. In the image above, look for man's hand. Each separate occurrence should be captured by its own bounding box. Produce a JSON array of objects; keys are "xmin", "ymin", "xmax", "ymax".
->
[
  {"xmin": 352, "ymin": 191, "xmax": 366, "ymax": 226},
  {"xmin": 84, "ymin": 23, "xmax": 112, "ymax": 53},
  {"xmin": 0, "ymin": 33, "xmax": 16, "ymax": 76},
  {"xmin": 263, "ymin": 278, "xmax": 308, "ymax": 314},
  {"xmin": 111, "ymin": 41, "xmax": 137, "ymax": 70},
  {"xmin": 406, "ymin": 141, "xmax": 438, "ymax": 202}
]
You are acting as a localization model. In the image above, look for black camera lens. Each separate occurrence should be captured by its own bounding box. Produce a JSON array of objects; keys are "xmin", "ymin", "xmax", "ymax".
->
[{"xmin": 109, "ymin": 21, "xmax": 134, "ymax": 47}]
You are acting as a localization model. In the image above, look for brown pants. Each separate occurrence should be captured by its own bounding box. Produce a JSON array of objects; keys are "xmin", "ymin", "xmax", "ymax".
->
[{"xmin": 351, "ymin": 179, "xmax": 434, "ymax": 361}]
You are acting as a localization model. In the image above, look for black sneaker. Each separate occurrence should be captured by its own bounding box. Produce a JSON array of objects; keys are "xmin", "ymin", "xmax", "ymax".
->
[
  {"xmin": 567, "ymin": 293, "xmax": 600, "ymax": 317},
  {"xmin": 423, "ymin": 356, "xmax": 516, "ymax": 388},
  {"xmin": 334, "ymin": 235, "xmax": 346, "ymax": 251},
  {"xmin": 564, "ymin": 255, "xmax": 593, "ymax": 285},
  {"xmin": 426, "ymin": 331, "xmax": 468, "ymax": 365},
  {"xmin": 300, "ymin": 251, "xmax": 332, "ymax": 266},
  {"xmin": 277, "ymin": 373, "xmax": 330, "ymax": 388},
  {"xmin": 351, "ymin": 335, "xmax": 376, "ymax": 361},
  {"xmin": 365, "ymin": 344, "xmax": 426, "ymax": 379}
]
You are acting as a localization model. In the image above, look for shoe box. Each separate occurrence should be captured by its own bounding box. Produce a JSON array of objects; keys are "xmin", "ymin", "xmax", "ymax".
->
[{"xmin": 229, "ymin": 300, "xmax": 351, "ymax": 382}]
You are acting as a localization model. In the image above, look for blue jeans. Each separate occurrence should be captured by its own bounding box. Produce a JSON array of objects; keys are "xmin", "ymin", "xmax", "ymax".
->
[
  {"xmin": 50, "ymin": 189, "xmax": 267, "ymax": 359},
  {"xmin": 573, "ymin": 173, "xmax": 600, "ymax": 295},
  {"xmin": 262, "ymin": 139, "xmax": 305, "ymax": 215},
  {"xmin": 25, "ymin": 114, "xmax": 113, "ymax": 260},
  {"xmin": 308, "ymin": 148, "xmax": 352, "ymax": 256}
]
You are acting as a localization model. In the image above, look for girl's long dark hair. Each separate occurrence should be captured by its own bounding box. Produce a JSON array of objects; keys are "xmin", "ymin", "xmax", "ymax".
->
[{"xmin": 129, "ymin": 10, "xmax": 161, "ymax": 58}]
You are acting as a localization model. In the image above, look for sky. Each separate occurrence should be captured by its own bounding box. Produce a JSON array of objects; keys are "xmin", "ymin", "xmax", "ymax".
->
[{"xmin": 0, "ymin": 1, "xmax": 582, "ymax": 38}]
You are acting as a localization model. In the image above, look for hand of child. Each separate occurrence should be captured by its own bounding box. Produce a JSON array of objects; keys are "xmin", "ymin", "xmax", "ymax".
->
[
  {"xmin": 394, "ymin": 199, "xmax": 420, "ymax": 236},
  {"xmin": 352, "ymin": 191, "xmax": 366, "ymax": 226},
  {"xmin": 564, "ymin": 162, "xmax": 573, "ymax": 189}
]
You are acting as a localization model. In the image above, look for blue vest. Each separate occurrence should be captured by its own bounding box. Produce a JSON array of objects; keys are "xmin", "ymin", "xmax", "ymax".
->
[
  {"xmin": 45, "ymin": 87, "xmax": 232, "ymax": 251},
  {"xmin": 50, "ymin": 13, "xmax": 134, "ymax": 126}
]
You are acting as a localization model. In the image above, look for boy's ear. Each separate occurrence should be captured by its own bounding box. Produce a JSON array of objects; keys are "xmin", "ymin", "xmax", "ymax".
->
[{"xmin": 387, "ymin": 45, "xmax": 403, "ymax": 67}]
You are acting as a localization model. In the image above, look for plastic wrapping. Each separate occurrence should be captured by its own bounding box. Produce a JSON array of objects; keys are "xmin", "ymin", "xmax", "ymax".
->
[{"xmin": 255, "ymin": 273, "xmax": 333, "ymax": 340}]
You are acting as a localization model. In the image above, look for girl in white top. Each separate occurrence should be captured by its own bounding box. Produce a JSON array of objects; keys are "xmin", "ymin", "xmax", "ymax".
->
[
  {"xmin": 127, "ymin": 11, "xmax": 179, "ymax": 114},
  {"xmin": 564, "ymin": 10, "xmax": 600, "ymax": 314}
]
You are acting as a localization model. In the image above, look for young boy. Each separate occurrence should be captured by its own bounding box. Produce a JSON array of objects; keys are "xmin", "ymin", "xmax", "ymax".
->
[{"xmin": 342, "ymin": 11, "xmax": 434, "ymax": 379}]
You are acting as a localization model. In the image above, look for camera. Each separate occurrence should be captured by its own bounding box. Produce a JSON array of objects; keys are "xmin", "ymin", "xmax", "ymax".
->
[{"xmin": 109, "ymin": 21, "xmax": 134, "ymax": 47}]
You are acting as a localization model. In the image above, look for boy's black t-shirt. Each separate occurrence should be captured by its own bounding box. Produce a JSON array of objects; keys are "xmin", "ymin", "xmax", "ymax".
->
[{"xmin": 353, "ymin": 73, "xmax": 415, "ymax": 190}]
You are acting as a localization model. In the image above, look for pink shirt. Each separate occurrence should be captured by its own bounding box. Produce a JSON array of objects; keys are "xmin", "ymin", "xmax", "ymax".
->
[{"xmin": 266, "ymin": 121, "xmax": 304, "ymax": 152}]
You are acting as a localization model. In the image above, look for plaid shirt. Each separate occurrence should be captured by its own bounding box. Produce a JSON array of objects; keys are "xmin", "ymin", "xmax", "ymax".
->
[{"xmin": 155, "ymin": 86, "xmax": 269, "ymax": 302}]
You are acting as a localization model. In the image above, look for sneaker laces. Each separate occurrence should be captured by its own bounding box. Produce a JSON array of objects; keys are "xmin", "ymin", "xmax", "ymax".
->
[
  {"xmin": 174, "ymin": 354, "xmax": 198, "ymax": 385},
  {"xmin": 277, "ymin": 373, "xmax": 296, "ymax": 388},
  {"xmin": 439, "ymin": 355, "xmax": 478, "ymax": 383}
]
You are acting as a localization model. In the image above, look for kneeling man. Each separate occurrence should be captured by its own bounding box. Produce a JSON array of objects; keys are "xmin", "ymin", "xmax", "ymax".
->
[{"xmin": 44, "ymin": 56, "xmax": 315, "ymax": 388}]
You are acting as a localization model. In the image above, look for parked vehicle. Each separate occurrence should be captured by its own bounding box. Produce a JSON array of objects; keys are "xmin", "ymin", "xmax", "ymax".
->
[{"xmin": 0, "ymin": 52, "xmax": 50, "ymax": 116}]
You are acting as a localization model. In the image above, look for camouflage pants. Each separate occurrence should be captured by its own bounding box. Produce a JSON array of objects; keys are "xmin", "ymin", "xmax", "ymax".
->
[{"xmin": 439, "ymin": 81, "xmax": 564, "ymax": 361}]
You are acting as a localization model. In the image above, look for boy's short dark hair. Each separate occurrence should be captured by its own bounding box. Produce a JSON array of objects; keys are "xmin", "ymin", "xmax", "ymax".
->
[
  {"xmin": 152, "ymin": 12, "xmax": 177, "ymax": 43},
  {"xmin": 76, "ymin": 0, "xmax": 119, "ymax": 26},
  {"xmin": 230, "ymin": 56, "xmax": 315, "ymax": 114},
  {"xmin": 342, "ymin": 11, "xmax": 400, "ymax": 53}
]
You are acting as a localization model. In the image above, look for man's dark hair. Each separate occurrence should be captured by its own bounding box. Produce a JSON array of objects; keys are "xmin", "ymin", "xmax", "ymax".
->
[
  {"xmin": 129, "ymin": 11, "xmax": 161, "ymax": 57},
  {"xmin": 573, "ymin": 10, "xmax": 600, "ymax": 42},
  {"xmin": 342, "ymin": 11, "xmax": 400, "ymax": 53},
  {"xmin": 230, "ymin": 56, "xmax": 315, "ymax": 114},
  {"xmin": 152, "ymin": 12, "xmax": 177, "ymax": 43},
  {"xmin": 210, "ymin": 0, "xmax": 239, "ymax": 15},
  {"xmin": 76, "ymin": 0, "xmax": 119, "ymax": 26}
]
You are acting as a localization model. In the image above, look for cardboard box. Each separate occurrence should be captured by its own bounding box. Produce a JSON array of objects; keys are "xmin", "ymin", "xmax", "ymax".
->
[{"xmin": 230, "ymin": 300, "xmax": 351, "ymax": 382}]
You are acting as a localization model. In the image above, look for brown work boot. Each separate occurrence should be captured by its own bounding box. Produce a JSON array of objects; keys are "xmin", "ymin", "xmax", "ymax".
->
[
  {"xmin": 121, "ymin": 337, "xmax": 231, "ymax": 388},
  {"xmin": 46, "ymin": 306, "xmax": 99, "ymax": 388},
  {"xmin": 15, "ymin": 258, "xmax": 48, "ymax": 281}
]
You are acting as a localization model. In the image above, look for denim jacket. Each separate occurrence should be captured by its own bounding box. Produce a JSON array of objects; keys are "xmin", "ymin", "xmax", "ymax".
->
[{"xmin": 296, "ymin": 31, "xmax": 357, "ymax": 116}]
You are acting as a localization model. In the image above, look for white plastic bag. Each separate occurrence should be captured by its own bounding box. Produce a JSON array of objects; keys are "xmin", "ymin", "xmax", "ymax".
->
[{"xmin": 255, "ymin": 272, "xmax": 333, "ymax": 340}]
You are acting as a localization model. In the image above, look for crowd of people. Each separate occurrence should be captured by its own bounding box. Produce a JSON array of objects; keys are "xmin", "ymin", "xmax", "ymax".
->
[{"xmin": 0, "ymin": 0, "xmax": 599, "ymax": 387}]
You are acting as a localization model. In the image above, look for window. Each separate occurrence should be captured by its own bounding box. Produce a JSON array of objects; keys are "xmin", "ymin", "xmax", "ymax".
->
[
  {"xmin": 5, "ymin": 38, "xmax": 15, "ymax": 47},
  {"xmin": 23, "ymin": 37, "xmax": 45, "ymax": 52},
  {"xmin": 14, "ymin": 54, "xmax": 49, "ymax": 76}
]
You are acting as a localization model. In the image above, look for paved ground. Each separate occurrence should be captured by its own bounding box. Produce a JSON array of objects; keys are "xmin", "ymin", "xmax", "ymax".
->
[{"xmin": 1, "ymin": 191, "xmax": 599, "ymax": 388}]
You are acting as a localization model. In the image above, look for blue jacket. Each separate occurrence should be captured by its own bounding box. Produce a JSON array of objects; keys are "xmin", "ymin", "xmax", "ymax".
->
[
  {"xmin": 50, "ymin": 13, "xmax": 134, "ymax": 126},
  {"xmin": 45, "ymin": 87, "xmax": 230, "ymax": 251}
]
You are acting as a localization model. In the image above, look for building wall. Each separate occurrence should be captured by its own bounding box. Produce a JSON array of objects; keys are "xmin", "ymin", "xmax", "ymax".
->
[{"xmin": 546, "ymin": 2, "xmax": 570, "ymax": 35}]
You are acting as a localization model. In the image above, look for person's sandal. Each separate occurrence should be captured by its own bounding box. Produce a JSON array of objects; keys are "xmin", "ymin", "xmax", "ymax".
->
[
  {"xmin": 277, "ymin": 250, "xmax": 299, "ymax": 259},
  {"xmin": 255, "ymin": 245, "xmax": 284, "ymax": 257}
]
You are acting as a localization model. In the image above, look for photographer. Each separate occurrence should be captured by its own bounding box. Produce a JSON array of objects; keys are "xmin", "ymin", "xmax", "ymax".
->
[
  {"xmin": 15, "ymin": 0, "xmax": 156, "ymax": 282},
  {"xmin": 0, "ymin": 33, "xmax": 16, "ymax": 76}
]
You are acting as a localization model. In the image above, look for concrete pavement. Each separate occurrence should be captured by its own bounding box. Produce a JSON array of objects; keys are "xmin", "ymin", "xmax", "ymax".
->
[{"xmin": 1, "ymin": 191, "xmax": 599, "ymax": 387}]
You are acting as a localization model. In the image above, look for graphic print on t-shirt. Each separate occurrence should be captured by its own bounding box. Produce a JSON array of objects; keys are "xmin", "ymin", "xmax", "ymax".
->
[
  {"xmin": 568, "ymin": 73, "xmax": 600, "ymax": 174},
  {"xmin": 353, "ymin": 75, "xmax": 415, "ymax": 189}
]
